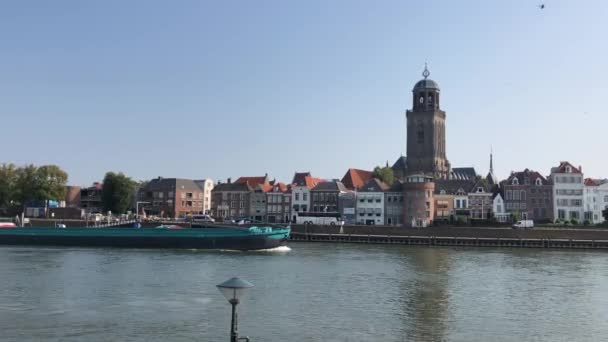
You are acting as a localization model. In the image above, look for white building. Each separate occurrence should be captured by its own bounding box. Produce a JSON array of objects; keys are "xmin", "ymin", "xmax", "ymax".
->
[
  {"xmin": 290, "ymin": 172, "xmax": 322, "ymax": 222},
  {"xmin": 454, "ymin": 188, "xmax": 469, "ymax": 215},
  {"xmin": 492, "ymin": 193, "xmax": 510, "ymax": 222},
  {"xmin": 356, "ymin": 178, "xmax": 389, "ymax": 225},
  {"xmin": 195, "ymin": 179, "xmax": 214, "ymax": 214},
  {"xmin": 584, "ymin": 179, "xmax": 608, "ymax": 224},
  {"xmin": 551, "ymin": 161, "xmax": 584, "ymax": 223}
]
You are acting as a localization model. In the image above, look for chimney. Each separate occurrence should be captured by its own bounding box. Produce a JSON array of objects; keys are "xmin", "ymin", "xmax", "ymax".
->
[
  {"xmin": 579, "ymin": 165, "xmax": 582, "ymax": 173},
  {"xmin": 227, "ymin": 178, "xmax": 232, "ymax": 184}
]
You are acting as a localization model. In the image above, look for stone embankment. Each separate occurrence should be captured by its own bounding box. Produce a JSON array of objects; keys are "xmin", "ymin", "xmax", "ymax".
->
[{"xmin": 289, "ymin": 224, "xmax": 608, "ymax": 249}]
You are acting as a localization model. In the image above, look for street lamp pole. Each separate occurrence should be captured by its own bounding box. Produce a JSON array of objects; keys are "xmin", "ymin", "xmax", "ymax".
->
[{"xmin": 217, "ymin": 277, "xmax": 254, "ymax": 342}]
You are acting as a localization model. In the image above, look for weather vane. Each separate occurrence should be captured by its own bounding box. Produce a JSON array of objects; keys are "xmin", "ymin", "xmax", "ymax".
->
[{"xmin": 422, "ymin": 62, "xmax": 430, "ymax": 79}]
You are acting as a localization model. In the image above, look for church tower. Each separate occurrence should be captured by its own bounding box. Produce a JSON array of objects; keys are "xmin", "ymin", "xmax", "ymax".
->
[{"xmin": 406, "ymin": 64, "xmax": 450, "ymax": 179}]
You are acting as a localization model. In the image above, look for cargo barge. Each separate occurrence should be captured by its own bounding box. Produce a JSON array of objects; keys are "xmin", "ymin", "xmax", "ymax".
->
[{"xmin": 0, "ymin": 225, "xmax": 290, "ymax": 251}]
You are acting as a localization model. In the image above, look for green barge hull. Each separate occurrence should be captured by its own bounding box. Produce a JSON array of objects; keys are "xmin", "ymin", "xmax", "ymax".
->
[{"xmin": 0, "ymin": 226, "xmax": 290, "ymax": 251}]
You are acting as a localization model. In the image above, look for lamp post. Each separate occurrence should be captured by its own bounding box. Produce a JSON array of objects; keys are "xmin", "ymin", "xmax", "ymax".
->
[{"xmin": 216, "ymin": 277, "xmax": 254, "ymax": 342}]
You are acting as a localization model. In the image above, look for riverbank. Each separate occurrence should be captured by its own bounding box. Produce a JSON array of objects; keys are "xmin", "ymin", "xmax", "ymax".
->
[{"xmin": 289, "ymin": 224, "xmax": 608, "ymax": 250}]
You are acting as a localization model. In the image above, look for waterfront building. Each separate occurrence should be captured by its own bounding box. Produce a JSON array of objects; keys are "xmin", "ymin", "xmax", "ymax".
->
[
  {"xmin": 235, "ymin": 175, "xmax": 271, "ymax": 222},
  {"xmin": 355, "ymin": 178, "xmax": 389, "ymax": 225},
  {"xmin": 468, "ymin": 180, "xmax": 493, "ymax": 220},
  {"xmin": 266, "ymin": 183, "xmax": 291, "ymax": 223},
  {"xmin": 194, "ymin": 179, "xmax": 214, "ymax": 214},
  {"xmin": 310, "ymin": 180, "xmax": 348, "ymax": 215},
  {"xmin": 138, "ymin": 177, "xmax": 209, "ymax": 218},
  {"xmin": 550, "ymin": 162, "xmax": 584, "ymax": 223},
  {"xmin": 210, "ymin": 179, "xmax": 251, "ymax": 220},
  {"xmin": 434, "ymin": 191, "xmax": 454, "ymax": 222},
  {"xmin": 403, "ymin": 174, "xmax": 435, "ymax": 227},
  {"xmin": 290, "ymin": 172, "xmax": 323, "ymax": 222},
  {"xmin": 80, "ymin": 182, "xmax": 103, "ymax": 214},
  {"xmin": 584, "ymin": 178, "xmax": 608, "ymax": 224},
  {"xmin": 492, "ymin": 192, "xmax": 510, "ymax": 223},
  {"xmin": 341, "ymin": 168, "xmax": 373, "ymax": 191},
  {"xmin": 503, "ymin": 169, "xmax": 553, "ymax": 222},
  {"xmin": 434, "ymin": 179, "xmax": 476, "ymax": 220},
  {"xmin": 339, "ymin": 191, "xmax": 357, "ymax": 225},
  {"xmin": 405, "ymin": 65, "xmax": 450, "ymax": 179},
  {"xmin": 384, "ymin": 180, "xmax": 404, "ymax": 226}
]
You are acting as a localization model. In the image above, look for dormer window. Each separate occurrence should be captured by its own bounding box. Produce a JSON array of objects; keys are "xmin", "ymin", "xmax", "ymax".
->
[
  {"xmin": 566, "ymin": 166, "xmax": 572, "ymax": 173},
  {"xmin": 512, "ymin": 178, "xmax": 519, "ymax": 185},
  {"xmin": 477, "ymin": 187, "xmax": 484, "ymax": 193},
  {"xmin": 535, "ymin": 178, "xmax": 542, "ymax": 186}
]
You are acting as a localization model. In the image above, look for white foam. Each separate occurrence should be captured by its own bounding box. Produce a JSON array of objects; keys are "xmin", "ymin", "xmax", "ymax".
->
[{"xmin": 255, "ymin": 246, "xmax": 292, "ymax": 253}]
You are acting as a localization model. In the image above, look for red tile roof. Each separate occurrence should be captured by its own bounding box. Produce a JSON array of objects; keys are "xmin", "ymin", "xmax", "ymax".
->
[
  {"xmin": 235, "ymin": 176, "xmax": 268, "ymax": 188},
  {"xmin": 585, "ymin": 178, "xmax": 599, "ymax": 186},
  {"xmin": 341, "ymin": 168, "xmax": 373, "ymax": 190},
  {"xmin": 304, "ymin": 176, "xmax": 323, "ymax": 189},
  {"xmin": 292, "ymin": 172, "xmax": 311, "ymax": 185}
]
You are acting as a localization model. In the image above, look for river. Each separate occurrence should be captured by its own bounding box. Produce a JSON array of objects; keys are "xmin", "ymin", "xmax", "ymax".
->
[{"xmin": 0, "ymin": 243, "xmax": 607, "ymax": 341}]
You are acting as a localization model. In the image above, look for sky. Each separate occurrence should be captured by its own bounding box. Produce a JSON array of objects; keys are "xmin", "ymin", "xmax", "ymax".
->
[{"xmin": 0, "ymin": 0, "xmax": 606, "ymax": 186}]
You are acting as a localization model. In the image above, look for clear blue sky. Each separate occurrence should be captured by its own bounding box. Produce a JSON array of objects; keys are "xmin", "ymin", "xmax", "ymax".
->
[{"xmin": 1, "ymin": 0, "xmax": 606, "ymax": 185}]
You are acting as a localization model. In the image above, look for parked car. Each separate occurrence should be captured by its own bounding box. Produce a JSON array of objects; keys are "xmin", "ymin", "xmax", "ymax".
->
[{"xmin": 512, "ymin": 220, "xmax": 534, "ymax": 229}]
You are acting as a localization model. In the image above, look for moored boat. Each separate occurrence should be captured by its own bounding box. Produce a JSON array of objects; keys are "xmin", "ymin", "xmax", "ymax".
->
[{"xmin": 0, "ymin": 225, "xmax": 290, "ymax": 251}]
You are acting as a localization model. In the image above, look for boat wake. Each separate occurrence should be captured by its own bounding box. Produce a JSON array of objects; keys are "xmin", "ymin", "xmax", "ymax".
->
[{"xmin": 220, "ymin": 246, "xmax": 292, "ymax": 253}]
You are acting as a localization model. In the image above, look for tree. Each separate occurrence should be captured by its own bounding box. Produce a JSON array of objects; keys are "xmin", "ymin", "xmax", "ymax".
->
[
  {"xmin": 35, "ymin": 165, "xmax": 68, "ymax": 201},
  {"xmin": 15, "ymin": 164, "xmax": 41, "ymax": 207},
  {"xmin": 373, "ymin": 166, "xmax": 394, "ymax": 186},
  {"xmin": 102, "ymin": 172, "xmax": 137, "ymax": 214},
  {"xmin": 0, "ymin": 163, "xmax": 18, "ymax": 209}
]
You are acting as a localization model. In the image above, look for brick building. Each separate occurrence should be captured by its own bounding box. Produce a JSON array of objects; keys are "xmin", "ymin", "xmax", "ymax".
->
[{"xmin": 503, "ymin": 169, "xmax": 553, "ymax": 222}]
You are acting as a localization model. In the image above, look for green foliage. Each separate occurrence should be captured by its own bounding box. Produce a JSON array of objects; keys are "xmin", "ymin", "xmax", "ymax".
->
[
  {"xmin": 570, "ymin": 218, "xmax": 579, "ymax": 225},
  {"xmin": 373, "ymin": 166, "xmax": 394, "ymax": 186},
  {"xmin": 0, "ymin": 163, "xmax": 18, "ymax": 208},
  {"xmin": 0, "ymin": 164, "xmax": 68, "ymax": 209},
  {"xmin": 102, "ymin": 172, "xmax": 137, "ymax": 214},
  {"xmin": 512, "ymin": 211, "xmax": 521, "ymax": 222}
]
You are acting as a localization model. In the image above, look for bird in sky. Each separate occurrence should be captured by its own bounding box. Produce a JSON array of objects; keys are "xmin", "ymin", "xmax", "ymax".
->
[{"xmin": 539, "ymin": 4, "xmax": 545, "ymax": 9}]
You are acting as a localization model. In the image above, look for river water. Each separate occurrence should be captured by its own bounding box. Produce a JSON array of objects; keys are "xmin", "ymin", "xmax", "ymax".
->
[{"xmin": 1, "ymin": 243, "xmax": 607, "ymax": 342}]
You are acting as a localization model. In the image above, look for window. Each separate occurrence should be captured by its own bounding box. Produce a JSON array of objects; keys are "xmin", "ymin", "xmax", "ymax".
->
[
  {"xmin": 520, "ymin": 191, "xmax": 526, "ymax": 201},
  {"xmin": 456, "ymin": 199, "xmax": 461, "ymax": 208},
  {"xmin": 513, "ymin": 191, "xmax": 520, "ymax": 201},
  {"xmin": 303, "ymin": 193, "xmax": 308, "ymax": 201},
  {"xmin": 605, "ymin": 196, "xmax": 608, "ymax": 203},
  {"xmin": 295, "ymin": 193, "xmax": 300, "ymax": 201},
  {"xmin": 570, "ymin": 211, "xmax": 580, "ymax": 219},
  {"xmin": 557, "ymin": 199, "xmax": 568, "ymax": 206},
  {"xmin": 571, "ymin": 199, "xmax": 582, "ymax": 207},
  {"xmin": 535, "ymin": 178, "xmax": 542, "ymax": 186},
  {"xmin": 512, "ymin": 178, "xmax": 519, "ymax": 185},
  {"xmin": 506, "ymin": 190, "xmax": 512, "ymax": 200}
]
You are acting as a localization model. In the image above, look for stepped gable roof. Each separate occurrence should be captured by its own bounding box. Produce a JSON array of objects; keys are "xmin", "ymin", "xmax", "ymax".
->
[
  {"xmin": 359, "ymin": 178, "xmax": 390, "ymax": 193},
  {"xmin": 235, "ymin": 175, "xmax": 269, "ymax": 188},
  {"xmin": 504, "ymin": 169, "xmax": 550, "ymax": 186},
  {"xmin": 341, "ymin": 168, "xmax": 373, "ymax": 190},
  {"xmin": 434, "ymin": 179, "xmax": 476, "ymax": 195},
  {"xmin": 551, "ymin": 161, "xmax": 582, "ymax": 174},
  {"xmin": 450, "ymin": 167, "xmax": 477, "ymax": 181},
  {"xmin": 311, "ymin": 180, "xmax": 348, "ymax": 192}
]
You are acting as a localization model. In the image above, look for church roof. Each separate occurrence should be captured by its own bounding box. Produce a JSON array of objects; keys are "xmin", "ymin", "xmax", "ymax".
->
[
  {"xmin": 450, "ymin": 167, "xmax": 477, "ymax": 181},
  {"xmin": 413, "ymin": 79, "xmax": 440, "ymax": 90},
  {"xmin": 341, "ymin": 168, "xmax": 374, "ymax": 190}
]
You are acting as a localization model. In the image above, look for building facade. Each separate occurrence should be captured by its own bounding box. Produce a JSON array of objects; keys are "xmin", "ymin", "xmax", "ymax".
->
[
  {"xmin": 584, "ymin": 179, "xmax": 608, "ymax": 224},
  {"xmin": 468, "ymin": 182, "xmax": 493, "ymax": 220},
  {"xmin": 80, "ymin": 182, "xmax": 103, "ymax": 214},
  {"xmin": 139, "ymin": 177, "xmax": 210, "ymax": 218},
  {"xmin": 310, "ymin": 181, "xmax": 348, "ymax": 215},
  {"xmin": 384, "ymin": 181, "xmax": 404, "ymax": 226},
  {"xmin": 355, "ymin": 178, "xmax": 389, "ymax": 225},
  {"xmin": 550, "ymin": 162, "xmax": 584, "ymax": 223},
  {"xmin": 210, "ymin": 180, "xmax": 251, "ymax": 220},
  {"xmin": 503, "ymin": 169, "xmax": 553, "ymax": 222},
  {"xmin": 266, "ymin": 183, "xmax": 291, "ymax": 223},
  {"xmin": 290, "ymin": 172, "xmax": 322, "ymax": 222},
  {"xmin": 194, "ymin": 179, "xmax": 214, "ymax": 214}
]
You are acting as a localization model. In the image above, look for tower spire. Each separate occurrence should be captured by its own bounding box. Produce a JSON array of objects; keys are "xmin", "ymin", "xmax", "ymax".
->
[
  {"xmin": 422, "ymin": 62, "xmax": 430, "ymax": 79},
  {"xmin": 490, "ymin": 146, "xmax": 494, "ymax": 173}
]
